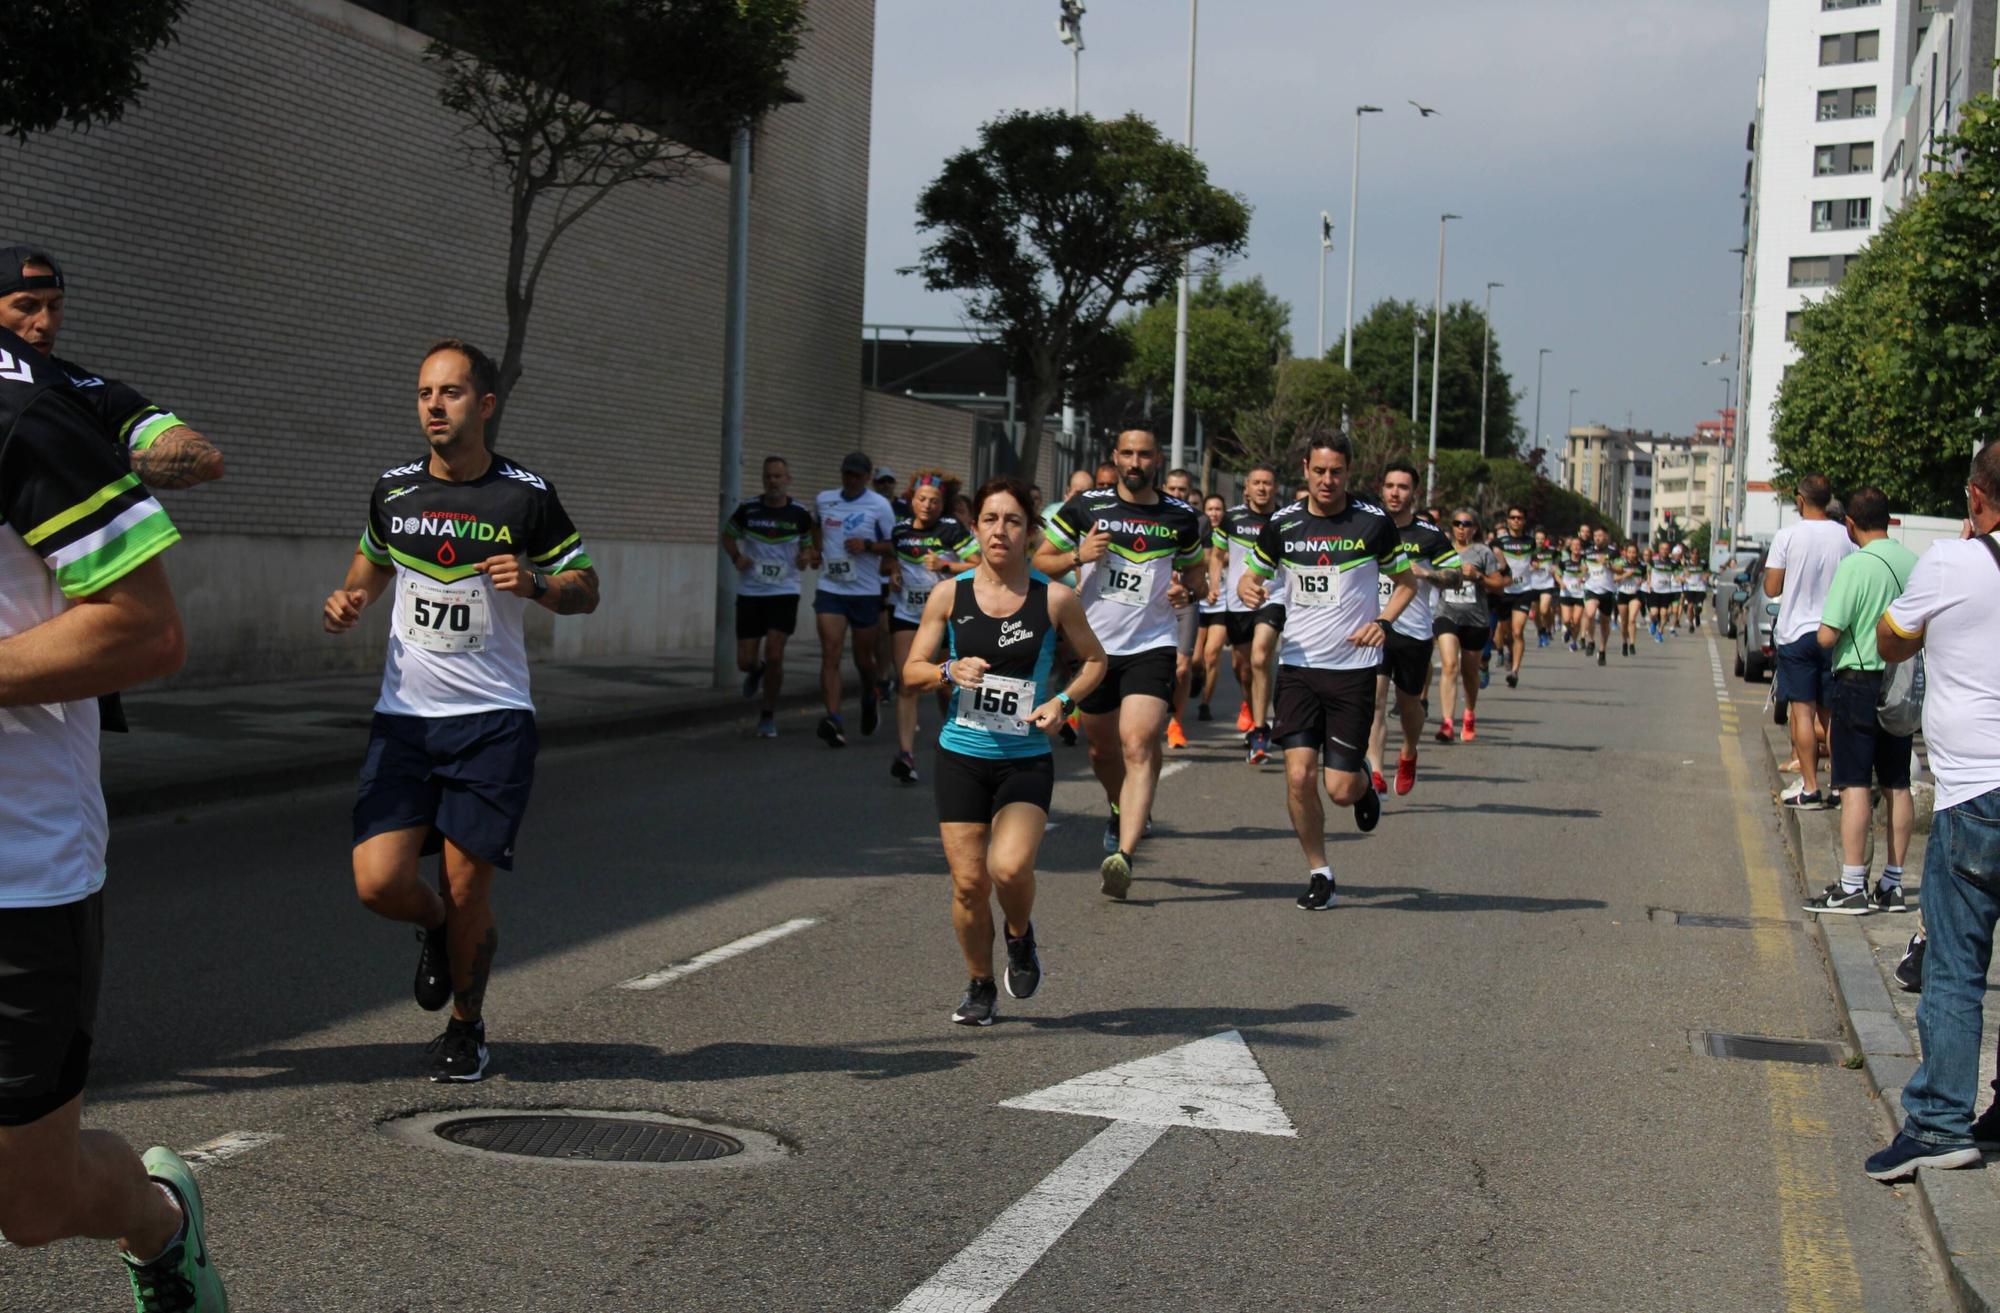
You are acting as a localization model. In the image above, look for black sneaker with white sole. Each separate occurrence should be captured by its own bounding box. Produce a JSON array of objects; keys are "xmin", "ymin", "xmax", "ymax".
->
[
  {"xmin": 414, "ymin": 920, "xmax": 451, "ymax": 1012},
  {"xmin": 1969, "ymin": 1103, "xmax": 2000, "ymax": 1151},
  {"xmin": 1353, "ymin": 778, "xmax": 1381, "ymax": 833},
  {"xmin": 1003, "ymin": 924, "xmax": 1042, "ymax": 1000},
  {"xmin": 952, "ymin": 978, "xmax": 998, "ymax": 1026},
  {"xmin": 1781, "ymin": 790, "xmax": 1829, "ymax": 810},
  {"xmin": 860, "ymin": 692, "xmax": 880, "ymax": 737},
  {"xmin": 1102, "ymin": 811, "xmax": 1121, "ymax": 855},
  {"xmin": 816, "ymin": 715, "xmax": 847, "ymax": 748},
  {"xmin": 1894, "ymin": 932, "xmax": 1926, "ymax": 993},
  {"xmin": 1870, "ymin": 882, "xmax": 1908, "ymax": 913},
  {"xmin": 1804, "ymin": 881, "xmax": 1871, "ymax": 915},
  {"xmin": 1295, "ymin": 872, "xmax": 1336, "ymax": 911},
  {"xmin": 428, "ymin": 1018, "xmax": 489, "ymax": 1082}
]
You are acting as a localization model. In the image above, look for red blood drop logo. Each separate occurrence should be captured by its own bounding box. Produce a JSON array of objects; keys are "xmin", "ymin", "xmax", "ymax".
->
[
  {"xmin": 437, "ymin": 540, "xmax": 456, "ymax": 566},
  {"xmin": 1132, "ymin": 534, "xmax": 1148, "ymax": 552},
  {"xmin": 1317, "ymin": 552, "xmax": 1331, "ymax": 566}
]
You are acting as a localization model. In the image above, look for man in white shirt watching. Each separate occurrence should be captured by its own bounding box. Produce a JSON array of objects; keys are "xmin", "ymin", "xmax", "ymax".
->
[
  {"xmin": 1864, "ymin": 440, "xmax": 2000, "ymax": 1182},
  {"xmin": 1764, "ymin": 473, "xmax": 1854, "ymax": 809}
]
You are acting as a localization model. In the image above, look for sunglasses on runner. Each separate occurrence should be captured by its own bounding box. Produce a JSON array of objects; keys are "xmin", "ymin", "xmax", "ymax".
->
[{"xmin": 1453, "ymin": 519, "xmax": 1477, "ymax": 527}]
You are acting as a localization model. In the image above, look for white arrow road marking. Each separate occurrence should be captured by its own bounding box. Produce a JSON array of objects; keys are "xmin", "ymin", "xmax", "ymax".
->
[
  {"xmin": 893, "ymin": 1029, "xmax": 1293, "ymax": 1312},
  {"xmin": 180, "ymin": 1130, "xmax": 283, "ymax": 1168},
  {"xmin": 616, "ymin": 917, "xmax": 818, "ymax": 991}
]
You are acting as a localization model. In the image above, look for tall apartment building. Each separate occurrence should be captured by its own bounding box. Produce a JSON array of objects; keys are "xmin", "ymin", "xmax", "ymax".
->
[
  {"xmin": 1736, "ymin": 0, "xmax": 1997, "ymax": 542},
  {"xmin": 1561, "ymin": 426, "xmax": 1657, "ymax": 540}
]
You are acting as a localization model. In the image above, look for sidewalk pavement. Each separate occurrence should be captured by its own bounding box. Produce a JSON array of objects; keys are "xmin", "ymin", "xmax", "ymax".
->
[
  {"xmin": 99, "ymin": 653, "xmax": 833, "ymax": 818},
  {"xmin": 1760, "ymin": 718, "xmax": 2000, "ymax": 1313}
]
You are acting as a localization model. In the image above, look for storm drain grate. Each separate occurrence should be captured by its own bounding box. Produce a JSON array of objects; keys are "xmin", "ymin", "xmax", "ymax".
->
[
  {"xmin": 1701, "ymin": 1033, "xmax": 1840, "ymax": 1065},
  {"xmin": 435, "ymin": 1114, "xmax": 742, "ymax": 1163}
]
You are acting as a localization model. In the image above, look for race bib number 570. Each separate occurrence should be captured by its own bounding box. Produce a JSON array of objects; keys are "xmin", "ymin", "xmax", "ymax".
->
[{"xmin": 400, "ymin": 576, "xmax": 491, "ymax": 654}]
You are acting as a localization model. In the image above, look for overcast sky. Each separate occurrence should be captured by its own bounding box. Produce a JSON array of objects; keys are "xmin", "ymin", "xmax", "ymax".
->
[{"xmin": 864, "ymin": 0, "xmax": 1766, "ymax": 441}]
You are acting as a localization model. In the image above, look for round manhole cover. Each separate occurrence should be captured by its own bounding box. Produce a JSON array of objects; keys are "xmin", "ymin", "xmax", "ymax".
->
[{"xmin": 436, "ymin": 1114, "xmax": 741, "ymax": 1163}]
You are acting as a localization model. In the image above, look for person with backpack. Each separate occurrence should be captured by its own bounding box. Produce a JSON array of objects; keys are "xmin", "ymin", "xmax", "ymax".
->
[
  {"xmin": 1802, "ymin": 487, "xmax": 1918, "ymax": 916},
  {"xmin": 1864, "ymin": 442, "xmax": 2000, "ymax": 1182}
]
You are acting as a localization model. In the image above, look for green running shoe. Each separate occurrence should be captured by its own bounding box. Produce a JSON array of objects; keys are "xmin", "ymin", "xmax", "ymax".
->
[{"xmin": 124, "ymin": 1146, "xmax": 227, "ymax": 1311}]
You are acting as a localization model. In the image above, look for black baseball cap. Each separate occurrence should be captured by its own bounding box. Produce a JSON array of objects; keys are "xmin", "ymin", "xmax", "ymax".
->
[
  {"xmin": 0, "ymin": 246, "xmax": 64, "ymax": 298},
  {"xmin": 840, "ymin": 451, "xmax": 873, "ymax": 476}
]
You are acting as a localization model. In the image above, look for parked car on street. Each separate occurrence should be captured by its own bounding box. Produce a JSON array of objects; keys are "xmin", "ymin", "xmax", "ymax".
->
[{"xmin": 1733, "ymin": 551, "xmax": 1779, "ymax": 682}]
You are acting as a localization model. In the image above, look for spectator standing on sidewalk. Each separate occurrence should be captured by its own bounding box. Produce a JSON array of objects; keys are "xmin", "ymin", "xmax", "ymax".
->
[
  {"xmin": 1803, "ymin": 487, "xmax": 1918, "ymax": 916},
  {"xmin": 1864, "ymin": 441, "xmax": 2000, "ymax": 1182},
  {"xmin": 1764, "ymin": 474, "xmax": 1854, "ymax": 810}
]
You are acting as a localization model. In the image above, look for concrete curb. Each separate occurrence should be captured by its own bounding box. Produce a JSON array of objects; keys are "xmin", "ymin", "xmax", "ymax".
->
[{"xmin": 1754, "ymin": 723, "xmax": 1991, "ymax": 1313}]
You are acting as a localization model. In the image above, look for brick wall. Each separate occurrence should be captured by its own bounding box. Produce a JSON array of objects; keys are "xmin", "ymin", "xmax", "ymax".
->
[{"xmin": 0, "ymin": 0, "xmax": 910, "ymax": 683}]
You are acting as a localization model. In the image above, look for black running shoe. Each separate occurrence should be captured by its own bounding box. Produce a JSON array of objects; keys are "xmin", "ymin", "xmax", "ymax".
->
[
  {"xmin": 890, "ymin": 751, "xmax": 918, "ymax": 784},
  {"xmin": 1296, "ymin": 872, "xmax": 1336, "ymax": 911},
  {"xmin": 1354, "ymin": 778, "xmax": 1381, "ymax": 833},
  {"xmin": 1102, "ymin": 810, "xmax": 1121, "ymax": 855},
  {"xmin": 1597, "ymin": 650, "xmax": 1606, "ymax": 667},
  {"xmin": 1969, "ymin": 1100, "xmax": 2000, "ymax": 1150},
  {"xmin": 1196, "ymin": 702, "xmax": 1212, "ymax": 722},
  {"xmin": 1894, "ymin": 932, "xmax": 1926, "ymax": 993},
  {"xmin": 1003, "ymin": 924, "xmax": 1042, "ymax": 999},
  {"xmin": 860, "ymin": 692, "xmax": 880, "ymax": 737},
  {"xmin": 1870, "ymin": 881, "xmax": 1908, "ymax": 913},
  {"xmin": 952, "ymin": 978, "xmax": 998, "ymax": 1026},
  {"xmin": 1505, "ymin": 672, "xmax": 1519, "ymax": 689},
  {"xmin": 414, "ymin": 921, "xmax": 451, "ymax": 1012},
  {"xmin": 428, "ymin": 1018, "xmax": 489, "ymax": 1083},
  {"xmin": 817, "ymin": 715, "xmax": 847, "ymax": 748},
  {"xmin": 1059, "ymin": 721, "xmax": 1078, "ymax": 747},
  {"xmin": 741, "ymin": 662, "xmax": 764, "ymax": 700}
]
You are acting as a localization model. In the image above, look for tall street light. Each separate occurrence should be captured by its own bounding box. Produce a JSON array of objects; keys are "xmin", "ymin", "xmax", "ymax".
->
[
  {"xmin": 1057, "ymin": 1, "xmax": 1084, "ymax": 112},
  {"xmin": 1532, "ymin": 347, "xmax": 1552, "ymax": 467},
  {"xmin": 1341, "ymin": 105, "xmax": 1384, "ymax": 406},
  {"xmin": 1567, "ymin": 387, "xmax": 1579, "ymax": 436},
  {"xmin": 1478, "ymin": 281, "xmax": 1502, "ymax": 456},
  {"xmin": 1410, "ymin": 317, "xmax": 1423, "ymax": 424},
  {"xmin": 1425, "ymin": 213, "xmax": 1460, "ymax": 496},
  {"xmin": 1316, "ymin": 211, "xmax": 1333, "ymax": 359},
  {"xmin": 1169, "ymin": 0, "xmax": 1198, "ymax": 470}
]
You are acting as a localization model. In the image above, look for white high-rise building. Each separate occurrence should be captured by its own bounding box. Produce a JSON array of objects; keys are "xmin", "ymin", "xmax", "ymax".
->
[{"xmin": 1737, "ymin": 1, "xmax": 1997, "ymax": 543}]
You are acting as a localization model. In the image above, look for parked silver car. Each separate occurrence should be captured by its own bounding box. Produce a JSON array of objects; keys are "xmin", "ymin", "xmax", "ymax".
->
[{"xmin": 1733, "ymin": 554, "xmax": 1779, "ymax": 682}]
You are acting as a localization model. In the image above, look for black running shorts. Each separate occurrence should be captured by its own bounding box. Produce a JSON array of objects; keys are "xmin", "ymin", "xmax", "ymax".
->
[
  {"xmin": 1376, "ymin": 629, "xmax": 1434, "ymax": 698},
  {"xmin": 353, "ymin": 710, "xmax": 539, "ymax": 871},
  {"xmin": 735, "ymin": 594, "xmax": 800, "ymax": 640},
  {"xmin": 1078, "ymin": 647, "xmax": 1178, "ymax": 715},
  {"xmin": 1224, "ymin": 610, "xmax": 1259, "ymax": 647},
  {"xmin": 1272, "ymin": 665, "xmax": 1376, "ymax": 771},
  {"xmin": 0, "ymin": 892, "xmax": 103, "ymax": 1127},
  {"xmin": 1432, "ymin": 616, "xmax": 1490, "ymax": 645},
  {"xmin": 933, "ymin": 748, "xmax": 1056, "ymax": 824}
]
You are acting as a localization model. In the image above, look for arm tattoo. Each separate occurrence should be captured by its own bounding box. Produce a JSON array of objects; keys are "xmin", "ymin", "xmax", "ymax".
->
[
  {"xmin": 131, "ymin": 427, "xmax": 224, "ymax": 490},
  {"xmin": 547, "ymin": 566, "xmax": 601, "ymax": 616},
  {"xmin": 454, "ymin": 925, "xmax": 499, "ymax": 1021}
]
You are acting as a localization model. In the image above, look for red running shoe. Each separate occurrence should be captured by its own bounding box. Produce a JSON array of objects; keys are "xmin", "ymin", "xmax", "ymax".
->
[
  {"xmin": 1235, "ymin": 701, "xmax": 1255, "ymax": 733},
  {"xmin": 1371, "ymin": 768, "xmax": 1388, "ymax": 796},
  {"xmin": 1461, "ymin": 711, "xmax": 1477, "ymax": 742},
  {"xmin": 1435, "ymin": 720, "xmax": 1455, "ymax": 744},
  {"xmin": 1395, "ymin": 755, "xmax": 1418, "ymax": 796}
]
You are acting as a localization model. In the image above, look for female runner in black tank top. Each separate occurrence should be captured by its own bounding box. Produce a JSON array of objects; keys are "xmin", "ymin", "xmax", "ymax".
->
[{"xmin": 901, "ymin": 477, "xmax": 1107, "ymax": 1027}]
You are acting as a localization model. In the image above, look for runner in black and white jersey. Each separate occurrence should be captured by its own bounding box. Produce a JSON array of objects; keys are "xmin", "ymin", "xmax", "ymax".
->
[
  {"xmin": 0, "ymin": 322, "xmax": 229, "ymax": 1308},
  {"xmin": 888, "ymin": 472, "xmax": 977, "ymax": 784},
  {"xmin": 1581, "ymin": 525, "xmax": 1616, "ymax": 665},
  {"xmin": 1490, "ymin": 507, "xmax": 1535, "ymax": 689},
  {"xmin": 1431, "ymin": 508, "xmax": 1509, "ymax": 743},
  {"xmin": 1195, "ymin": 492, "xmax": 1231, "ymax": 721},
  {"xmin": 1365, "ymin": 462, "xmax": 1455, "ymax": 797},
  {"xmin": 1613, "ymin": 541, "xmax": 1646, "ymax": 656},
  {"xmin": 1162, "ymin": 467, "xmax": 1202, "ymax": 751},
  {"xmin": 1035, "ymin": 428, "xmax": 1208, "ymax": 899},
  {"xmin": 1527, "ymin": 530, "xmax": 1560, "ymax": 650},
  {"xmin": 812, "ymin": 453, "xmax": 898, "ymax": 748},
  {"xmin": 1556, "ymin": 535, "xmax": 1588, "ymax": 651},
  {"xmin": 1239, "ymin": 432, "xmax": 1416, "ymax": 911},
  {"xmin": 1645, "ymin": 548, "xmax": 1676, "ymax": 642},
  {"xmin": 1210, "ymin": 463, "xmax": 1282, "ymax": 758},
  {"xmin": 722, "ymin": 455, "xmax": 815, "ymax": 738},
  {"xmin": 324, "ymin": 339, "xmax": 599, "ymax": 1084}
]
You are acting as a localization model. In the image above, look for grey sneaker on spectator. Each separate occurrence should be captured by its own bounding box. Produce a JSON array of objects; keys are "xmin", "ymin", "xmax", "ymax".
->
[
  {"xmin": 1804, "ymin": 881, "xmax": 1870, "ymax": 915},
  {"xmin": 1894, "ymin": 932, "xmax": 1926, "ymax": 993},
  {"xmin": 1869, "ymin": 881, "xmax": 1908, "ymax": 913}
]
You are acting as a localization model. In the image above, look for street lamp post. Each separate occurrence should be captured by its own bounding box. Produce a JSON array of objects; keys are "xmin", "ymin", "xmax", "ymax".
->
[
  {"xmin": 1341, "ymin": 106, "xmax": 1384, "ymax": 409},
  {"xmin": 1316, "ymin": 212, "xmax": 1332, "ymax": 359},
  {"xmin": 1411, "ymin": 317, "xmax": 1423, "ymax": 424},
  {"xmin": 1168, "ymin": 0, "xmax": 1198, "ymax": 470},
  {"xmin": 1567, "ymin": 387, "xmax": 1579, "ymax": 437},
  {"xmin": 1478, "ymin": 281, "xmax": 1501, "ymax": 457},
  {"xmin": 1425, "ymin": 213, "xmax": 1459, "ymax": 496},
  {"xmin": 1057, "ymin": 1, "xmax": 1084, "ymax": 112},
  {"xmin": 1532, "ymin": 347, "xmax": 1552, "ymax": 470}
]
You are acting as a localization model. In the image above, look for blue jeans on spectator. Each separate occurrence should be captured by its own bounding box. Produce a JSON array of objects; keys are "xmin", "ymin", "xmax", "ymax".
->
[{"xmin": 1901, "ymin": 785, "xmax": 2000, "ymax": 1146}]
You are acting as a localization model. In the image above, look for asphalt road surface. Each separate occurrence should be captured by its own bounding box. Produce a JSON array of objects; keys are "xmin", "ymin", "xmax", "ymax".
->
[{"xmin": 2, "ymin": 629, "xmax": 1956, "ymax": 1311}]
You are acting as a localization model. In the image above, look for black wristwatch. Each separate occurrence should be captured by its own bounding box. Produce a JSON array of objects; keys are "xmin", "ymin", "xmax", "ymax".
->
[{"xmin": 530, "ymin": 569, "xmax": 549, "ymax": 599}]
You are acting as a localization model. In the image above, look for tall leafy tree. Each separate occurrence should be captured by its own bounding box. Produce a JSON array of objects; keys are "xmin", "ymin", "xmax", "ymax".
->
[
  {"xmin": 427, "ymin": 0, "xmax": 805, "ymax": 424},
  {"xmin": 2, "ymin": 0, "xmax": 187, "ymax": 141},
  {"xmin": 1334, "ymin": 297, "xmax": 1517, "ymax": 455},
  {"xmin": 1122, "ymin": 296, "xmax": 1278, "ymax": 447},
  {"xmin": 1773, "ymin": 95, "xmax": 2000, "ymax": 513},
  {"xmin": 1193, "ymin": 272, "xmax": 1291, "ymax": 364},
  {"xmin": 910, "ymin": 110, "xmax": 1250, "ymax": 479}
]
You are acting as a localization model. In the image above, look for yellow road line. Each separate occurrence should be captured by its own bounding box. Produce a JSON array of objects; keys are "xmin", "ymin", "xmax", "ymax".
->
[{"xmin": 1718, "ymin": 724, "xmax": 1864, "ymax": 1310}]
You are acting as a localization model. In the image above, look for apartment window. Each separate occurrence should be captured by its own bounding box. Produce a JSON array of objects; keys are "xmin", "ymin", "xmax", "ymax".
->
[
  {"xmin": 1817, "ymin": 90, "xmax": 1842, "ymax": 120},
  {"xmin": 1854, "ymin": 87, "xmax": 1876, "ymax": 116},
  {"xmin": 1820, "ymin": 30, "xmax": 1879, "ymax": 64},
  {"xmin": 1849, "ymin": 141, "xmax": 1873, "ymax": 173},
  {"xmin": 1812, "ymin": 200, "xmax": 1835, "ymax": 231},
  {"xmin": 1790, "ymin": 256, "xmax": 1832, "ymax": 286},
  {"xmin": 1786, "ymin": 311, "xmax": 1805, "ymax": 341},
  {"xmin": 1855, "ymin": 30, "xmax": 1879, "ymax": 60},
  {"xmin": 1847, "ymin": 197, "xmax": 1872, "ymax": 229},
  {"xmin": 1822, "ymin": 0, "xmax": 1880, "ymax": 8},
  {"xmin": 1817, "ymin": 87, "xmax": 1876, "ymax": 120},
  {"xmin": 1815, "ymin": 145, "xmax": 1838, "ymax": 175}
]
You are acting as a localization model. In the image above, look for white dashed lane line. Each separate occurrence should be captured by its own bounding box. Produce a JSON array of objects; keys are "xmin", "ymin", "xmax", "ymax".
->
[{"xmin": 617, "ymin": 917, "xmax": 820, "ymax": 992}]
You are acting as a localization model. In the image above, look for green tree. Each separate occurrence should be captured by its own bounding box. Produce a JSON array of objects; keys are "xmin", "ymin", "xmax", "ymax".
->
[
  {"xmin": 1333, "ymin": 298, "xmax": 1518, "ymax": 455},
  {"xmin": 1429, "ymin": 449, "xmax": 1603, "ymax": 537},
  {"xmin": 910, "ymin": 110, "xmax": 1251, "ymax": 479},
  {"xmin": 2, "ymin": 0, "xmax": 187, "ymax": 142},
  {"xmin": 1192, "ymin": 272, "xmax": 1291, "ymax": 364},
  {"xmin": 1122, "ymin": 276, "xmax": 1286, "ymax": 447},
  {"xmin": 428, "ymin": 0, "xmax": 805, "ymax": 423},
  {"xmin": 1773, "ymin": 95, "xmax": 2000, "ymax": 513}
]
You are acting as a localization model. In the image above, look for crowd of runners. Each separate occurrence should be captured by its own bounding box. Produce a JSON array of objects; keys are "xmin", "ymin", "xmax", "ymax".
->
[
  {"xmin": 0, "ymin": 236, "xmax": 1726, "ymax": 1308},
  {"xmin": 716, "ymin": 423, "xmax": 1724, "ymax": 1025}
]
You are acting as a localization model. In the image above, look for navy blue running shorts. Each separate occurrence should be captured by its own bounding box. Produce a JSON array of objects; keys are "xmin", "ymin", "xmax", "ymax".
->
[{"xmin": 352, "ymin": 709, "xmax": 538, "ymax": 870}]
